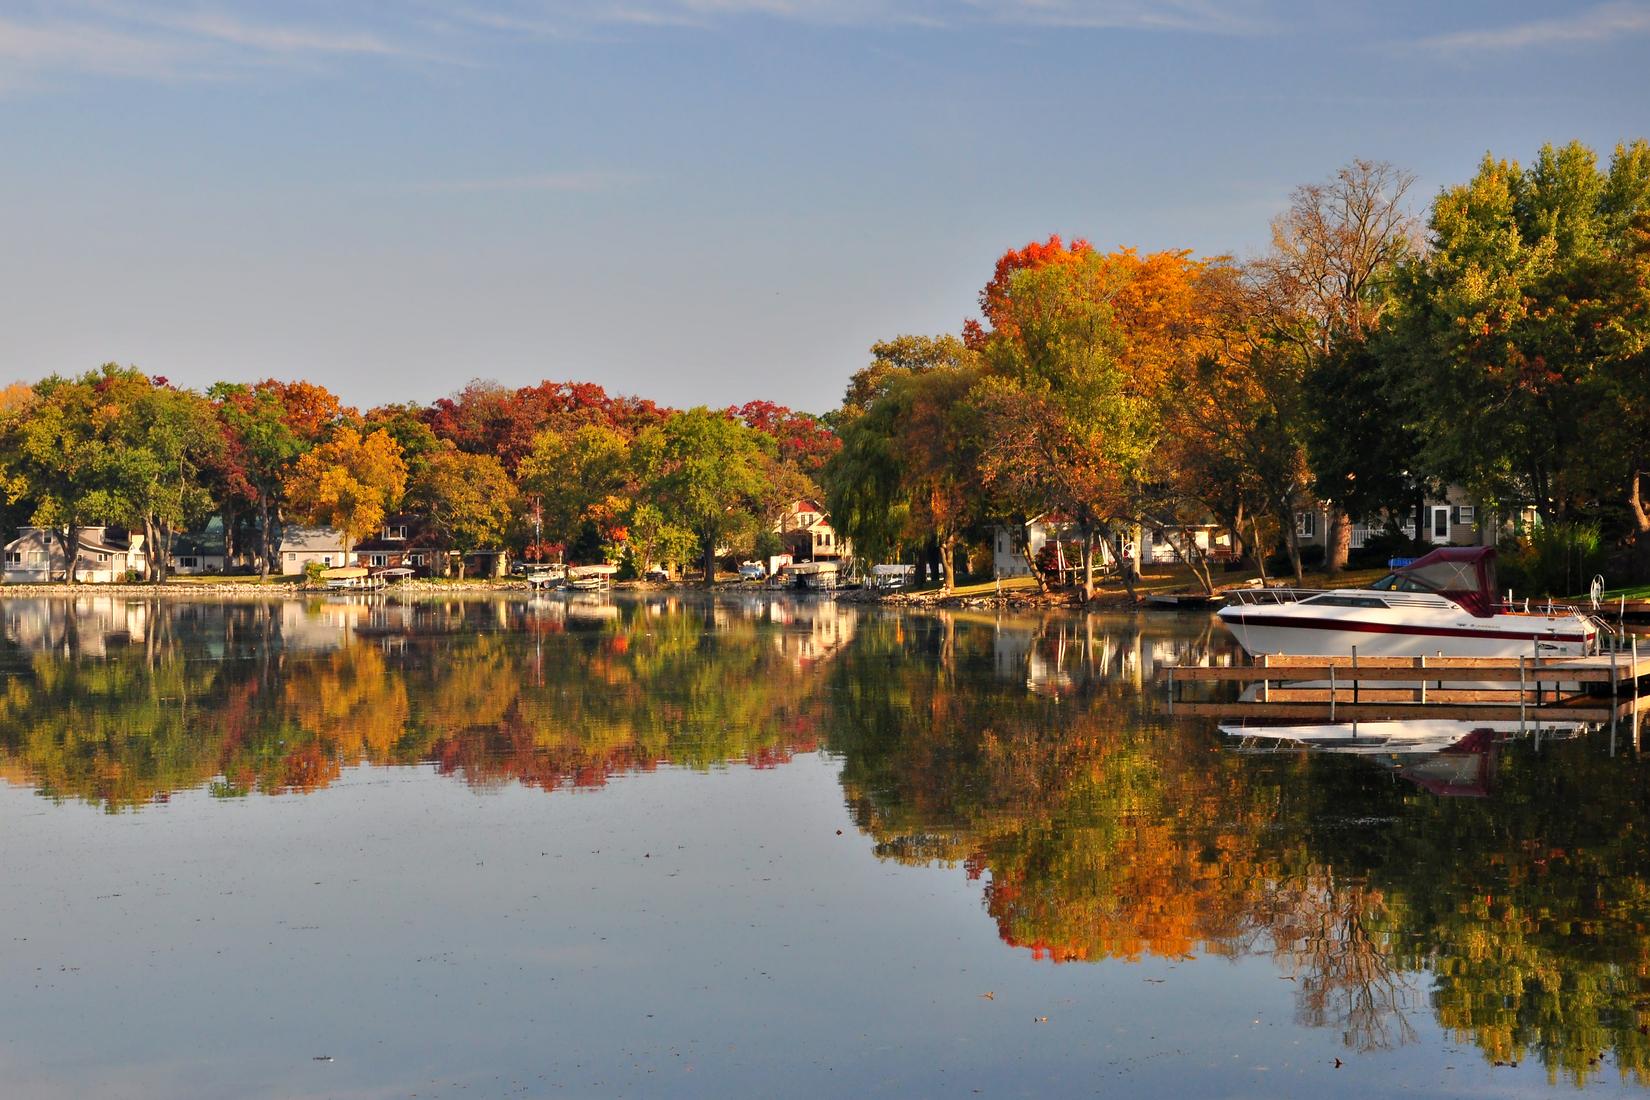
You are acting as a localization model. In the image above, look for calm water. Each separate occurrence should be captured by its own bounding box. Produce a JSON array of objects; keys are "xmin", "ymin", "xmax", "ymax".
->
[{"xmin": 1, "ymin": 593, "xmax": 1647, "ymax": 1098}]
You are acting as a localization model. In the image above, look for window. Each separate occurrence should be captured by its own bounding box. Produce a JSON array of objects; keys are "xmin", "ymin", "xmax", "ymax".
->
[
  {"xmin": 1296, "ymin": 511, "xmax": 1315, "ymax": 538},
  {"xmin": 28, "ymin": 551, "xmax": 45, "ymax": 566},
  {"xmin": 323, "ymin": 556, "xmax": 334, "ymax": 566},
  {"xmin": 1305, "ymin": 594, "xmax": 1389, "ymax": 608},
  {"xmin": 384, "ymin": 525, "xmax": 408, "ymax": 540},
  {"xmin": 180, "ymin": 557, "xmax": 198, "ymax": 568},
  {"xmin": 1458, "ymin": 505, "xmax": 1475, "ymax": 524},
  {"xmin": 5, "ymin": 551, "xmax": 17, "ymax": 565},
  {"xmin": 370, "ymin": 553, "xmax": 388, "ymax": 567}
]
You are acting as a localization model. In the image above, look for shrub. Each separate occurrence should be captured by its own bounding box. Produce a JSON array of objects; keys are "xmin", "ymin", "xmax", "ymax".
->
[
  {"xmin": 1499, "ymin": 521, "xmax": 1607, "ymax": 598},
  {"xmin": 304, "ymin": 561, "xmax": 327, "ymax": 586}
]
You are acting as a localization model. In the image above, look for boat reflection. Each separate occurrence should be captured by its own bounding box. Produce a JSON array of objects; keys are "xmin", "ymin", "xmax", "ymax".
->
[{"xmin": 1221, "ymin": 719, "xmax": 1595, "ymax": 798}]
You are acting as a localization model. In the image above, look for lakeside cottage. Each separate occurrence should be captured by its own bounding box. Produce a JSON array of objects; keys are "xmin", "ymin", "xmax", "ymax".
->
[
  {"xmin": 279, "ymin": 526, "xmax": 348, "ymax": 575},
  {"xmin": 3, "ymin": 527, "xmax": 148, "ymax": 584},
  {"xmin": 775, "ymin": 500, "xmax": 850, "ymax": 564},
  {"xmin": 1294, "ymin": 489, "xmax": 1542, "ymax": 553}
]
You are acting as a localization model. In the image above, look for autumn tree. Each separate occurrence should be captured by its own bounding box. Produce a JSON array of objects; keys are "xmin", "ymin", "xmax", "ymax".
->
[
  {"xmin": 515, "ymin": 424, "xmax": 636, "ymax": 560},
  {"xmin": 283, "ymin": 427, "xmax": 408, "ymax": 560},
  {"xmin": 1253, "ymin": 159, "xmax": 1420, "ymax": 574},
  {"xmin": 0, "ymin": 370, "xmax": 116, "ymax": 582},
  {"xmin": 212, "ymin": 380, "xmax": 349, "ymax": 578},
  {"xmin": 405, "ymin": 448, "xmax": 515, "ymax": 578}
]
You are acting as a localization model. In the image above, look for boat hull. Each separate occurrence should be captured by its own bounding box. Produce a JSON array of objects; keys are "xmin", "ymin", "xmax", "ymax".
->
[{"xmin": 1218, "ymin": 607, "xmax": 1593, "ymax": 659}]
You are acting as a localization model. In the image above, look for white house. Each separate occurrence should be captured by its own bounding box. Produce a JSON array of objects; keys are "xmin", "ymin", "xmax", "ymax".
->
[
  {"xmin": 775, "ymin": 499, "xmax": 850, "ymax": 563},
  {"xmin": 279, "ymin": 526, "xmax": 347, "ymax": 575},
  {"xmin": 3, "ymin": 527, "xmax": 148, "ymax": 584}
]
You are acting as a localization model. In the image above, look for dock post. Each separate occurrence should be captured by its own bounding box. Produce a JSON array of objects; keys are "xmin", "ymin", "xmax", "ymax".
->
[
  {"xmin": 1329, "ymin": 663, "xmax": 1336, "ymax": 721},
  {"xmin": 1519, "ymin": 656, "xmax": 1527, "ymax": 732},
  {"xmin": 1351, "ymin": 645, "xmax": 1359, "ymax": 704},
  {"xmin": 1166, "ymin": 666, "xmax": 1174, "ymax": 715},
  {"xmin": 1418, "ymin": 655, "xmax": 1426, "ymax": 704},
  {"xmin": 1612, "ymin": 641, "xmax": 1619, "ymax": 713}
]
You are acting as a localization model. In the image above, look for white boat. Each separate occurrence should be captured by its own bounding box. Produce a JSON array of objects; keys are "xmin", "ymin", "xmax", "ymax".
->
[{"xmin": 1217, "ymin": 547, "xmax": 1598, "ymax": 658}]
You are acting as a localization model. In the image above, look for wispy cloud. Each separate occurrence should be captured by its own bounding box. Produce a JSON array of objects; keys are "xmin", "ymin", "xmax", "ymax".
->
[
  {"xmin": 0, "ymin": 3, "xmax": 423, "ymax": 88},
  {"xmin": 447, "ymin": 0, "xmax": 1269, "ymax": 35},
  {"xmin": 409, "ymin": 170, "xmax": 640, "ymax": 193},
  {"xmin": 1418, "ymin": 0, "xmax": 1650, "ymax": 52},
  {"xmin": 0, "ymin": 0, "xmax": 1269, "ymax": 90}
]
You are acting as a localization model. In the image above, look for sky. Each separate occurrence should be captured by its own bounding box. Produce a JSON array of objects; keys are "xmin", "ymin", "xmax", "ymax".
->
[{"xmin": 2, "ymin": 1, "xmax": 1648, "ymax": 415}]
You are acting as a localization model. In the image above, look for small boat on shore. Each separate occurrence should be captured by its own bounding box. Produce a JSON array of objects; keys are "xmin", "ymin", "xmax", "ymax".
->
[{"xmin": 1217, "ymin": 547, "xmax": 1599, "ymax": 658}]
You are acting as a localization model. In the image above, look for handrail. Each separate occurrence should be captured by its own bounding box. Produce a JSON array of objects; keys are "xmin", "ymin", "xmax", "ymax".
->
[{"xmin": 1222, "ymin": 587, "xmax": 1319, "ymax": 606}]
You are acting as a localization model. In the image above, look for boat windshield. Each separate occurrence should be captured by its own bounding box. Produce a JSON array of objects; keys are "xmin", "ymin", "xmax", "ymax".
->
[{"xmin": 1369, "ymin": 573, "xmax": 1435, "ymax": 593}]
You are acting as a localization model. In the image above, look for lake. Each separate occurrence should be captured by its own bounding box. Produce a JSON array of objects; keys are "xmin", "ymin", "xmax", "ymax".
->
[{"xmin": 1, "ymin": 593, "xmax": 1647, "ymax": 1098}]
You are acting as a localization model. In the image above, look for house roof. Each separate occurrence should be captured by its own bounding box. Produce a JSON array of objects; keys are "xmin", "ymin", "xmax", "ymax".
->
[{"xmin": 280, "ymin": 526, "xmax": 346, "ymax": 553}]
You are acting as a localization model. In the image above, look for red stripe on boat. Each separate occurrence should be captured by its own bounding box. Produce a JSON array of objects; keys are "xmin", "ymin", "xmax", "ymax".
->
[{"xmin": 1224, "ymin": 613, "xmax": 1590, "ymax": 645}]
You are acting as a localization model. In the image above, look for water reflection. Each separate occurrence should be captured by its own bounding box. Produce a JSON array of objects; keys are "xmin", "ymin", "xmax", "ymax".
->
[
  {"xmin": 1, "ymin": 596, "xmax": 1648, "ymax": 1087},
  {"xmin": 827, "ymin": 614, "xmax": 1650, "ymax": 1085}
]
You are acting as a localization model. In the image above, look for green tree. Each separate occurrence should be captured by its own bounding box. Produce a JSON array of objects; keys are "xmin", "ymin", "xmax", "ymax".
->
[
  {"xmin": 515, "ymin": 424, "xmax": 635, "ymax": 557},
  {"xmin": 405, "ymin": 448, "xmax": 515, "ymax": 578},
  {"xmin": 648, "ymin": 408, "xmax": 774, "ymax": 583}
]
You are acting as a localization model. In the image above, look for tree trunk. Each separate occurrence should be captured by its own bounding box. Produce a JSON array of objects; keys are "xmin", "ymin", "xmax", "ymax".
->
[
  {"xmin": 702, "ymin": 531, "xmax": 716, "ymax": 585},
  {"xmin": 64, "ymin": 525, "xmax": 79, "ymax": 585},
  {"xmin": 1155, "ymin": 524, "xmax": 1214, "ymax": 594},
  {"xmin": 1251, "ymin": 516, "xmax": 1270, "ymax": 584},
  {"xmin": 939, "ymin": 534, "xmax": 956, "ymax": 593},
  {"xmin": 1018, "ymin": 527, "xmax": 1050, "ymax": 595},
  {"xmin": 144, "ymin": 515, "xmax": 159, "ymax": 583},
  {"xmin": 259, "ymin": 495, "xmax": 273, "ymax": 580},
  {"xmin": 1629, "ymin": 469, "xmax": 1650, "ymax": 583},
  {"xmin": 1325, "ymin": 504, "xmax": 1351, "ymax": 576},
  {"xmin": 1285, "ymin": 514, "xmax": 1304, "ymax": 585},
  {"xmin": 1097, "ymin": 523, "xmax": 1136, "ymax": 601},
  {"xmin": 455, "ymin": 554, "xmax": 467, "ymax": 581},
  {"xmin": 1080, "ymin": 528, "xmax": 1096, "ymax": 602}
]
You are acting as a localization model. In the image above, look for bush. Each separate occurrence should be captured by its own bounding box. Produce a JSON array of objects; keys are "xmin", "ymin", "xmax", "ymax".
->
[
  {"xmin": 1499, "ymin": 521, "xmax": 1607, "ymax": 598},
  {"xmin": 1266, "ymin": 544, "xmax": 1324, "ymax": 573},
  {"xmin": 304, "ymin": 561, "xmax": 327, "ymax": 586},
  {"xmin": 1351, "ymin": 528, "xmax": 1430, "ymax": 569}
]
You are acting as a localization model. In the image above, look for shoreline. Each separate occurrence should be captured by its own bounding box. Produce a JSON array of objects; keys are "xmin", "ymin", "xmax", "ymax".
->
[{"xmin": 0, "ymin": 578, "xmax": 1156, "ymax": 610}]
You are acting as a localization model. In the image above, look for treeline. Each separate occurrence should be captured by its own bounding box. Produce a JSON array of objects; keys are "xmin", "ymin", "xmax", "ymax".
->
[
  {"xmin": 5, "ymin": 138, "xmax": 1647, "ymax": 590},
  {"xmin": 0, "ymin": 368, "xmax": 838, "ymax": 581},
  {"xmin": 827, "ymin": 140, "xmax": 1650, "ymax": 594}
]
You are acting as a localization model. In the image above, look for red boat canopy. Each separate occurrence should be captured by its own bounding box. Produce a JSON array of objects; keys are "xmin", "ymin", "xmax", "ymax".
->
[{"xmin": 1396, "ymin": 546, "xmax": 1498, "ymax": 617}]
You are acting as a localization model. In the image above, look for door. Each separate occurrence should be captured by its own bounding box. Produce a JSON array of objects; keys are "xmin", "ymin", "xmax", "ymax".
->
[{"xmin": 1429, "ymin": 505, "xmax": 1451, "ymax": 543}]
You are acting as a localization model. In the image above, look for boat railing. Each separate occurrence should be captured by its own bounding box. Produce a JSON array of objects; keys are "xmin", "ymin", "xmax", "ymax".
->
[{"xmin": 1222, "ymin": 587, "xmax": 1319, "ymax": 607}]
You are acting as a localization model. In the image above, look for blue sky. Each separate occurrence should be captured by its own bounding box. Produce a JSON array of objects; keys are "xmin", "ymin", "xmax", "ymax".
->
[{"xmin": 2, "ymin": 1, "xmax": 1647, "ymax": 414}]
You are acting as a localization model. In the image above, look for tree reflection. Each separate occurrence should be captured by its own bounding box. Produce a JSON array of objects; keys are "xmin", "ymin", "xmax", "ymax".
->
[
  {"xmin": 0, "ymin": 595, "xmax": 838, "ymax": 808},
  {"xmin": 825, "ymin": 611, "xmax": 1650, "ymax": 1084},
  {"xmin": 2, "ymin": 598, "xmax": 1648, "ymax": 1083}
]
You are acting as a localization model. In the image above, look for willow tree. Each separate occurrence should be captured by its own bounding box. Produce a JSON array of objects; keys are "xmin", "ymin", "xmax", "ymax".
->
[{"xmin": 825, "ymin": 349, "xmax": 982, "ymax": 592}]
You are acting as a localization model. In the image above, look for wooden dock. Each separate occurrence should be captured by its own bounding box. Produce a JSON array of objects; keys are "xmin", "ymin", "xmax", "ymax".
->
[{"xmin": 1165, "ymin": 644, "xmax": 1650, "ymax": 726}]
